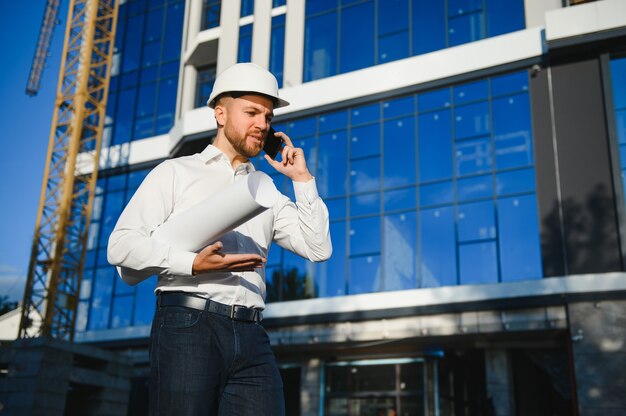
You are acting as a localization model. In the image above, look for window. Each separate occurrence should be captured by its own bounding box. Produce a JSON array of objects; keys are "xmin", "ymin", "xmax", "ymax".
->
[
  {"xmin": 254, "ymin": 70, "xmax": 542, "ymax": 301},
  {"xmin": 201, "ymin": 0, "xmax": 221, "ymax": 30},
  {"xmin": 106, "ymin": 1, "xmax": 184, "ymax": 144},
  {"xmin": 270, "ymin": 14, "xmax": 286, "ymax": 87},
  {"xmin": 303, "ymin": 0, "xmax": 525, "ymax": 82},
  {"xmin": 610, "ymin": 55, "xmax": 626, "ymax": 257},
  {"xmin": 325, "ymin": 359, "xmax": 428, "ymax": 415},
  {"xmin": 241, "ymin": 0, "xmax": 254, "ymax": 17},
  {"xmin": 195, "ymin": 66, "xmax": 217, "ymax": 108},
  {"xmin": 75, "ymin": 167, "xmax": 156, "ymax": 333},
  {"xmin": 610, "ymin": 56, "xmax": 626, "ymax": 197},
  {"xmin": 238, "ymin": 23, "xmax": 253, "ymax": 63}
]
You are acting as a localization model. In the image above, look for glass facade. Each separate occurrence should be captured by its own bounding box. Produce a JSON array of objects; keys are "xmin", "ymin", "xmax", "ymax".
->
[
  {"xmin": 610, "ymin": 56, "xmax": 626, "ymax": 199},
  {"xmin": 241, "ymin": 0, "xmax": 254, "ymax": 17},
  {"xmin": 303, "ymin": 0, "xmax": 525, "ymax": 82},
  {"xmin": 75, "ymin": 2, "xmax": 543, "ymax": 333},
  {"xmin": 77, "ymin": 168, "xmax": 156, "ymax": 332},
  {"xmin": 270, "ymin": 14, "xmax": 286, "ymax": 87},
  {"xmin": 201, "ymin": 0, "xmax": 221, "ymax": 30},
  {"xmin": 238, "ymin": 23, "xmax": 253, "ymax": 63},
  {"xmin": 195, "ymin": 65, "xmax": 217, "ymax": 108},
  {"xmin": 254, "ymin": 70, "xmax": 542, "ymax": 302},
  {"xmin": 105, "ymin": 0, "xmax": 184, "ymax": 146}
]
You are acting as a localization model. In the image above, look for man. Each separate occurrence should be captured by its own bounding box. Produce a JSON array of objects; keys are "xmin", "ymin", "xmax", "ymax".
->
[{"xmin": 107, "ymin": 63, "xmax": 332, "ymax": 415}]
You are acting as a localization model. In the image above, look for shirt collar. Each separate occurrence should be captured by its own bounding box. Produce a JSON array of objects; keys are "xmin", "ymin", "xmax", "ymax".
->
[{"xmin": 198, "ymin": 144, "xmax": 256, "ymax": 173}]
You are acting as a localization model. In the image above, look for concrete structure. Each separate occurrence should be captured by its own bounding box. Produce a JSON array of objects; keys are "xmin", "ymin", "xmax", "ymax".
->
[{"xmin": 39, "ymin": 0, "xmax": 626, "ymax": 414}]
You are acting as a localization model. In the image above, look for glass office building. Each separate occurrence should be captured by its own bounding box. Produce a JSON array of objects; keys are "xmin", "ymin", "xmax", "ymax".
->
[{"xmin": 74, "ymin": 0, "xmax": 626, "ymax": 414}]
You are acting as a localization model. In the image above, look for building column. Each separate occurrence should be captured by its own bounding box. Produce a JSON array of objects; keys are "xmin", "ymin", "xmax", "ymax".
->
[
  {"xmin": 283, "ymin": 0, "xmax": 304, "ymax": 88},
  {"xmin": 484, "ymin": 349, "xmax": 515, "ymax": 416},
  {"xmin": 569, "ymin": 300, "xmax": 626, "ymax": 415},
  {"xmin": 176, "ymin": 0, "xmax": 203, "ymax": 118},
  {"xmin": 300, "ymin": 358, "xmax": 321, "ymax": 416},
  {"xmin": 185, "ymin": 0, "xmax": 203, "ymax": 48},
  {"xmin": 216, "ymin": 1, "xmax": 241, "ymax": 73},
  {"xmin": 252, "ymin": 0, "xmax": 272, "ymax": 68},
  {"xmin": 523, "ymin": 0, "xmax": 561, "ymax": 28}
]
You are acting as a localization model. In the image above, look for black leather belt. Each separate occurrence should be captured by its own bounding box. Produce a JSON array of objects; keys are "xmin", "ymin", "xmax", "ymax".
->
[{"xmin": 157, "ymin": 292, "xmax": 262, "ymax": 323}]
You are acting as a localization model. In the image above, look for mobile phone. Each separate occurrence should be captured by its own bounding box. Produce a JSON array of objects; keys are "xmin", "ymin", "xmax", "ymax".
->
[{"xmin": 263, "ymin": 127, "xmax": 283, "ymax": 159}]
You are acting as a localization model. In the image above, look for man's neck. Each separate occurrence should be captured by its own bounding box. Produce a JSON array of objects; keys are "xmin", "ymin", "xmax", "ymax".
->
[{"xmin": 212, "ymin": 133, "xmax": 248, "ymax": 169}]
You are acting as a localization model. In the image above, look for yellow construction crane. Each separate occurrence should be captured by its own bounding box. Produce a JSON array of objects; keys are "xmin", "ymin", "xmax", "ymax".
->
[{"xmin": 19, "ymin": 0, "xmax": 119, "ymax": 340}]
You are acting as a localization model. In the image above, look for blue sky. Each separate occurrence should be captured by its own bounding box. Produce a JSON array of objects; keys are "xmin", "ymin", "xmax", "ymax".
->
[{"xmin": 0, "ymin": 1, "xmax": 67, "ymax": 302}]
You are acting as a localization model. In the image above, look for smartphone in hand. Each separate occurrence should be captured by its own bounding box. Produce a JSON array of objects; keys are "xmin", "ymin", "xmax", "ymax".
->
[{"xmin": 263, "ymin": 127, "xmax": 283, "ymax": 159}]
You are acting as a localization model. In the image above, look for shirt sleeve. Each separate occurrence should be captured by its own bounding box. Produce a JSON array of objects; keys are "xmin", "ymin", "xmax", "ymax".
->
[
  {"xmin": 107, "ymin": 161, "xmax": 197, "ymax": 285},
  {"xmin": 272, "ymin": 177, "xmax": 333, "ymax": 262}
]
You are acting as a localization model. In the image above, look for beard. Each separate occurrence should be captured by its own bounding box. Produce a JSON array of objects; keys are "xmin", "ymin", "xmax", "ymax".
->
[{"xmin": 224, "ymin": 122, "xmax": 263, "ymax": 159}]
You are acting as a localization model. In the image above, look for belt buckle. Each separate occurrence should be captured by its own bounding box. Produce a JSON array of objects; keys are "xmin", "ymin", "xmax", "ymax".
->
[{"xmin": 230, "ymin": 304, "xmax": 245, "ymax": 320}]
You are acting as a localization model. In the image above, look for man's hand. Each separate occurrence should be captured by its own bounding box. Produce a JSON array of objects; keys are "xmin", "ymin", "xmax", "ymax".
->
[
  {"xmin": 192, "ymin": 241, "xmax": 266, "ymax": 275},
  {"xmin": 264, "ymin": 131, "xmax": 313, "ymax": 182}
]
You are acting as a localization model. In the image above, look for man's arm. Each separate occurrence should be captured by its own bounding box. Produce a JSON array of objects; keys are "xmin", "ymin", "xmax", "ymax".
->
[
  {"xmin": 108, "ymin": 160, "xmax": 267, "ymax": 285},
  {"xmin": 107, "ymin": 161, "xmax": 197, "ymax": 285},
  {"xmin": 264, "ymin": 132, "xmax": 332, "ymax": 262},
  {"xmin": 272, "ymin": 178, "xmax": 332, "ymax": 262}
]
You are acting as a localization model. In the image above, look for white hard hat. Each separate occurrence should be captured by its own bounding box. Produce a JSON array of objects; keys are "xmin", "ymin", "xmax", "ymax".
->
[{"xmin": 207, "ymin": 63, "xmax": 289, "ymax": 109}]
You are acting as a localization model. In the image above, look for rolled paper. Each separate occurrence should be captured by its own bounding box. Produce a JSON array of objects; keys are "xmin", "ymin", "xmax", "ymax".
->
[{"xmin": 152, "ymin": 170, "xmax": 279, "ymax": 252}]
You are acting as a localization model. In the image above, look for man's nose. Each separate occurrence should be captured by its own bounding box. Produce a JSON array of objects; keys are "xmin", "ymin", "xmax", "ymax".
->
[{"xmin": 255, "ymin": 115, "xmax": 269, "ymax": 131}]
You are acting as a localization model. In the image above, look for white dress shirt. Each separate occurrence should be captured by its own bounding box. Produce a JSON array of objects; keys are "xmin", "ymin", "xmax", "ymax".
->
[{"xmin": 107, "ymin": 145, "xmax": 332, "ymax": 310}]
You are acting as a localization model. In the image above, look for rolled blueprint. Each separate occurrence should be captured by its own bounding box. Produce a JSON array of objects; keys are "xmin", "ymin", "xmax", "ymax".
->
[{"xmin": 151, "ymin": 171, "xmax": 279, "ymax": 252}]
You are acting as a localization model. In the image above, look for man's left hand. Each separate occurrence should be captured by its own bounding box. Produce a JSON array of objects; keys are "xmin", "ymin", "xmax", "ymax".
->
[{"xmin": 264, "ymin": 131, "xmax": 313, "ymax": 182}]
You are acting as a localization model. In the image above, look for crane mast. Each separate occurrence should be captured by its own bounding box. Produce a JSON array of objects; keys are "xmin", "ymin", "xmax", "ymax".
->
[
  {"xmin": 19, "ymin": 0, "xmax": 119, "ymax": 340},
  {"xmin": 26, "ymin": 0, "xmax": 62, "ymax": 96}
]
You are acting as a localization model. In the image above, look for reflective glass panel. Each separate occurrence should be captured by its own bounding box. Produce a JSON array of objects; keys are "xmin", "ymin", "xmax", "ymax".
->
[
  {"xmin": 350, "ymin": 216, "xmax": 380, "ymax": 255},
  {"xmin": 270, "ymin": 14, "xmax": 286, "ymax": 87},
  {"xmin": 384, "ymin": 117, "xmax": 416, "ymax": 188},
  {"xmin": 317, "ymin": 221, "xmax": 346, "ymax": 297},
  {"xmin": 351, "ymin": 192, "xmax": 380, "ymax": 217},
  {"xmin": 457, "ymin": 174, "xmax": 493, "ymax": 201},
  {"xmin": 486, "ymin": 0, "xmax": 525, "ymax": 37},
  {"xmin": 419, "ymin": 181, "xmax": 454, "ymax": 206},
  {"xmin": 238, "ymin": 24, "xmax": 253, "ymax": 63},
  {"xmin": 457, "ymin": 201, "xmax": 496, "ymax": 242},
  {"xmin": 317, "ymin": 131, "xmax": 348, "ymax": 197},
  {"xmin": 496, "ymin": 168, "xmax": 535, "ymax": 196},
  {"xmin": 497, "ymin": 195, "xmax": 542, "ymax": 281},
  {"xmin": 492, "ymin": 93, "xmax": 533, "ymax": 169},
  {"xmin": 384, "ymin": 187, "xmax": 416, "ymax": 212},
  {"xmin": 383, "ymin": 96, "xmax": 414, "ymax": 119},
  {"xmin": 455, "ymin": 137, "xmax": 492, "ymax": 176},
  {"xmin": 454, "ymin": 102, "xmax": 490, "ymax": 140},
  {"xmin": 350, "ymin": 124, "xmax": 380, "ymax": 159},
  {"xmin": 448, "ymin": 12, "xmax": 485, "ymax": 47},
  {"xmin": 134, "ymin": 276, "xmax": 157, "ymax": 325},
  {"xmin": 340, "ymin": 1, "xmax": 375, "ymax": 74},
  {"xmin": 420, "ymin": 206, "xmax": 457, "ymax": 287},
  {"xmin": 350, "ymin": 157, "xmax": 381, "ymax": 193},
  {"xmin": 304, "ymin": 11, "xmax": 338, "ymax": 81},
  {"xmin": 418, "ymin": 110, "xmax": 453, "ymax": 182},
  {"xmin": 384, "ymin": 212, "xmax": 417, "ymax": 291},
  {"xmin": 459, "ymin": 241, "xmax": 498, "ymax": 284},
  {"xmin": 111, "ymin": 295, "xmax": 133, "ymax": 328},
  {"xmin": 349, "ymin": 255, "xmax": 381, "ymax": 294},
  {"xmin": 412, "ymin": 0, "xmax": 446, "ymax": 55}
]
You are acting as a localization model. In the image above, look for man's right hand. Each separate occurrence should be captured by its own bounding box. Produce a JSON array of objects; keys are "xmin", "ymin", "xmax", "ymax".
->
[{"xmin": 192, "ymin": 241, "xmax": 266, "ymax": 275}]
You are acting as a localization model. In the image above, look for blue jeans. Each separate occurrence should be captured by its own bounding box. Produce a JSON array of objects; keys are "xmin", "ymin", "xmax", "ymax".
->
[{"xmin": 149, "ymin": 304, "xmax": 285, "ymax": 416}]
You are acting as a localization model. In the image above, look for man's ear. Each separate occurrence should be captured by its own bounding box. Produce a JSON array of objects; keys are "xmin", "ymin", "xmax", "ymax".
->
[{"xmin": 214, "ymin": 104, "xmax": 227, "ymax": 127}]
